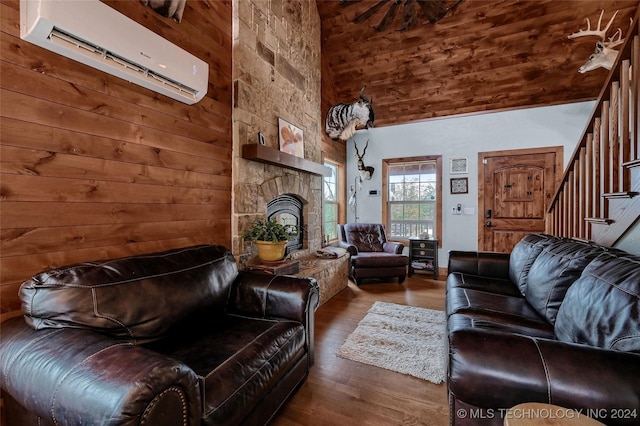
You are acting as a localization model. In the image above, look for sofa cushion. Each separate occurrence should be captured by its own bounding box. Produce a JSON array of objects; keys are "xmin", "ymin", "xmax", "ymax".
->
[
  {"xmin": 446, "ymin": 272, "xmax": 523, "ymax": 297},
  {"xmin": 447, "ymin": 251, "xmax": 511, "ymax": 280},
  {"xmin": 448, "ymin": 313, "xmax": 555, "ymax": 338},
  {"xmin": 509, "ymin": 233, "xmax": 557, "ymax": 295},
  {"xmin": 351, "ymin": 252, "xmax": 408, "ymax": 268},
  {"xmin": 344, "ymin": 223, "xmax": 386, "ymax": 252},
  {"xmin": 20, "ymin": 245, "xmax": 238, "ymax": 342},
  {"xmin": 446, "ymin": 287, "xmax": 549, "ymax": 327},
  {"xmin": 525, "ymin": 239, "xmax": 604, "ymax": 325},
  {"xmin": 555, "ymin": 252, "xmax": 640, "ymax": 352},
  {"xmin": 145, "ymin": 312, "xmax": 307, "ymax": 425}
]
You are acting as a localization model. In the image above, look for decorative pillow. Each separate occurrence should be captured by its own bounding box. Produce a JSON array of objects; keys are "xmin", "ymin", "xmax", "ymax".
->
[
  {"xmin": 525, "ymin": 239, "xmax": 604, "ymax": 324},
  {"xmin": 555, "ymin": 252, "xmax": 640, "ymax": 352},
  {"xmin": 508, "ymin": 233, "xmax": 557, "ymax": 295},
  {"xmin": 20, "ymin": 245, "xmax": 238, "ymax": 342},
  {"xmin": 344, "ymin": 223, "xmax": 385, "ymax": 252}
]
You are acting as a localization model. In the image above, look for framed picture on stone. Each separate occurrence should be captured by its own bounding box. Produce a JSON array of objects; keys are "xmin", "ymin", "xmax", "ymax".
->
[{"xmin": 278, "ymin": 117, "xmax": 304, "ymax": 159}]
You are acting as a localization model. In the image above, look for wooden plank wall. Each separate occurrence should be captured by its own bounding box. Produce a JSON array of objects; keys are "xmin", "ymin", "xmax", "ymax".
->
[
  {"xmin": 316, "ymin": 1, "xmax": 640, "ymax": 127},
  {"xmin": 0, "ymin": 0, "xmax": 233, "ymax": 320},
  {"xmin": 320, "ymin": 44, "xmax": 347, "ymax": 225},
  {"xmin": 320, "ymin": 47, "xmax": 343, "ymax": 163}
]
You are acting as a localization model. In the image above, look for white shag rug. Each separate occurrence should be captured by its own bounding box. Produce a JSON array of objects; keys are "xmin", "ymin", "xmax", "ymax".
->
[{"xmin": 336, "ymin": 301, "xmax": 447, "ymax": 384}]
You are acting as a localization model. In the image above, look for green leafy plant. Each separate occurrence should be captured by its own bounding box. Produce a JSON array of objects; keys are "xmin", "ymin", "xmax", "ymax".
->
[{"xmin": 242, "ymin": 219, "xmax": 299, "ymax": 242}]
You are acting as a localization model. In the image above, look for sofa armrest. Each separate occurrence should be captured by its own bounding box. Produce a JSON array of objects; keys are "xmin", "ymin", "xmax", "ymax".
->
[
  {"xmin": 449, "ymin": 329, "xmax": 640, "ymax": 423},
  {"xmin": 383, "ymin": 241, "xmax": 404, "ymax": 254},
  {"xmin": 447, "ymin": 250, "xmax": 510, "ymax": 280},
  {"xmin": 230, "ymin": 271, "xmax": 319, "ymax": 321},
  {"xmin": 228, "ymin": 271, "xmax": 320, "ymax": 364},
  {"xmin": 0, "ymin": 317, "xmax": 201, "ymax": 425}
]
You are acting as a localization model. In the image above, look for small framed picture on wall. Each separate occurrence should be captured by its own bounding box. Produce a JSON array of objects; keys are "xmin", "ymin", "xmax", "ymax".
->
[
  {"xmin": 450, "ymin": 157, "xmax": 468, "ymax": 174},
  {"xmin": 450, "ymin": 177, "xmax": 468, "ymax": 194}
]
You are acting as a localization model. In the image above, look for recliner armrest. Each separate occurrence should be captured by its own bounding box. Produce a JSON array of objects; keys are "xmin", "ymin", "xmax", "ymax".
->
[
  {"xmin": 448, "ymin": 250, "xmax": 510, "ymax": 280},
  {"xmin": 383, "ymin": 241, "xmax": 404, "ymax": 254},
  {"xmin": 0, "ymin": 317, "xmax": 201, "ymax": 425},
  {"xmin": 338, "ymin": 241, "xmax": 358, "ymax": 256}
]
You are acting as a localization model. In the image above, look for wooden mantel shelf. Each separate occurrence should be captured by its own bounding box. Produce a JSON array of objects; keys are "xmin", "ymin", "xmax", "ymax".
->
[{"xmin": 242, "ymin": 144, "xmax": 332, "ymax": 177}]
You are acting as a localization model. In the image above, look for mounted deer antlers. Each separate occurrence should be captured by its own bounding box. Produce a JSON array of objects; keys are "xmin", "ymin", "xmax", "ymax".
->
[
  {"xmin": 568, "ymin": 10, "xmax": 625, "ymax": 73},
  {"xmin": 354, "ymin": 140, "xmax": 374, "ymax": 180}
]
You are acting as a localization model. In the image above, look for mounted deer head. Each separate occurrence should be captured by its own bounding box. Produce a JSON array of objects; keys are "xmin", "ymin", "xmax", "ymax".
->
[
  {"xmin": 354, "ymin": 140, "xmax": 374, "ymax": 180},
  {"xmin": 568, "ymin": 10, "xmax": 625, "ymax": 73}
]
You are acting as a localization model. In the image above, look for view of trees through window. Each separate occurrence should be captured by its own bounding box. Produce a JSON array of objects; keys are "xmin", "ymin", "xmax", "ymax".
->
[
  {"xmin": 323, "ymin": 161, "xmax": 339, "ymax": 243},
  {"xmin": 388, "ymin": 161, "xmax": 437, "ymax": 239}
]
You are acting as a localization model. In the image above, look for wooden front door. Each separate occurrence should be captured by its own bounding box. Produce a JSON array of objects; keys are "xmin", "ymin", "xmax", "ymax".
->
[{"xmin": 479, "ymin": 147, "xmax": 562, "ymax": 252}]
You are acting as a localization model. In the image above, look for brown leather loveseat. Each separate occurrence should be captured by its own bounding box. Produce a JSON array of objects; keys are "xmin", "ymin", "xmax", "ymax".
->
[
  {"xmin": 0, "ymin": 244, "xmax": 319, "ymax": 425},
  {"xmin": 337, "ymin": 223, "xmax": 409, "ymax": 285},
  {"xmin": 446, "ymin": 233, "xmax": 640, "ymax": 425}
]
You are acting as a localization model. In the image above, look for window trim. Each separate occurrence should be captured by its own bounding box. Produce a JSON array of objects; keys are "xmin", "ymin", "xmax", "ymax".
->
[
  {"xmin": 322, "ymin": 158, "xmax": 345, "ymax": 245},
  {"xmin": 382, "ymin": 155, "xmax": 443, "ymax": 248}
]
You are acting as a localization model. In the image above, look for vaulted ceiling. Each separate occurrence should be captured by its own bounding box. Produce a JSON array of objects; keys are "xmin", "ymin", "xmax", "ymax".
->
[{"xmin": 317, "ymin": 0, "xmax": 639, "ymax": 127}]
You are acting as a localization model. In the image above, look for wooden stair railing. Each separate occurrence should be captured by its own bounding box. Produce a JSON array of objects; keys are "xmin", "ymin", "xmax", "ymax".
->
[{"xmin": 547, "ymin": 6, "xmax": 640, "ymax": 246}]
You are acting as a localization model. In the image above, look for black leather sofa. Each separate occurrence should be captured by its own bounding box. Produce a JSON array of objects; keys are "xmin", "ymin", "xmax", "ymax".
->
[
  {"xmin": 0, "ymin": 244, "xmax": 319, "ymax": 425},
  {"xmin": 446, "ymin": 234, "xmax": 640, "ymax": 425}
]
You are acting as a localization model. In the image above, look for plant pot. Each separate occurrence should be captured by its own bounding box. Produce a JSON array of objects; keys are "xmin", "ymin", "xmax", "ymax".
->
[{"xmin": 254, "ymin": 240, "xmax": 288, "ymax": 262}]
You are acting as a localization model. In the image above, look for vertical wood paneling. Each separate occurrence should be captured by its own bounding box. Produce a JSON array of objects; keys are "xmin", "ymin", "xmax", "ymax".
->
[
  {"xmin": 601, "ymin": 102, "xmax": 610, "ymax": 216},
  {"xmin": 561, "ymin": 188, "xmax": 568, "ymax": 237},
  {"xmin": 585, "ymin": 134, "xmax": 594, "ymax": 239},
  {"xmin": 568, "ymin": 170, "xmax": 575, "ymax": 236},
  {"xmin": 320, "ymin": 39, "xmax": 347, "ymax": 228},
  {"xmin": 592, "ymin": 119, "xmax": 602, "ymax": 219},
  {"xmin": 0, "ymin": 0, "xmax": 233, "ymax": 318},
  {"xmin": 578, "ymin": 147, "xmax": 586, "ymax": 239},
  {"xmin": 610, "ymin": 83, "xmax": 620, "ymax": 192},
  {"xmin": 634, "ymin": 36, "xmax": 640, "ymax": 160},
  {"xmin": 620, "ymin": 60, "xmax": 631, "ymax": 191}
]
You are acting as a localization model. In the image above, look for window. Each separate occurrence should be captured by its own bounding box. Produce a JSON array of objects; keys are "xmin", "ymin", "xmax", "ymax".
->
[
  {"xmin": 323, "ymin": 160, "xmax": 340, "ymax": 243},
  {"xmin": 383, "ymin": 156, "xmax": 442, "ymax": 242}
]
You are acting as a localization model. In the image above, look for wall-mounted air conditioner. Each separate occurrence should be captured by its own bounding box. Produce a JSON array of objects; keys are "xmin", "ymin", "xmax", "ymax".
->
[{"xmin": 20, "ymin": 0, "xmax": 208, "ymax": 104}]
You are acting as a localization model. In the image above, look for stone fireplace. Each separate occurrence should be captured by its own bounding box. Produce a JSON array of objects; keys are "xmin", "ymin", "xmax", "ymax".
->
[
  {"xmin": 234, "ymin": 169, "xmax": 322, "ymax": 265},
  {"xmin": 234, "ymin": 167, "xmax": 349, "ymax": 306},
  {"xmin": 231, "ymin": 0, "xmax": 323, "ymax": 263}
]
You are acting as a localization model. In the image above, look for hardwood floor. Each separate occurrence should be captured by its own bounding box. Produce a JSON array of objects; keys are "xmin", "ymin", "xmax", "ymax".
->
[{"xmin": 272, "ymin": 275, "xmax": 450, "ymax": 426}]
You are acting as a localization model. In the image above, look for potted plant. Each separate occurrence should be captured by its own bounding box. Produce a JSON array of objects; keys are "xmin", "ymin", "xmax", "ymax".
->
[{"xmin": 242, "ymin": 219, "xmax": 299, "ymax": 262}]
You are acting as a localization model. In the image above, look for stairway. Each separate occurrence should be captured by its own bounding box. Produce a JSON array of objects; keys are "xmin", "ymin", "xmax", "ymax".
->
[{"xmin": 547, "ymin": 6, "xmax": 640, "ymax": 247}]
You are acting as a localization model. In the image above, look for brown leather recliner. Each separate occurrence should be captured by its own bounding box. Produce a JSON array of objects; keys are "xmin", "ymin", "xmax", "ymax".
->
[{"xmin": 337, "ymin": 223, "xmax": 408, "ymax": 285}]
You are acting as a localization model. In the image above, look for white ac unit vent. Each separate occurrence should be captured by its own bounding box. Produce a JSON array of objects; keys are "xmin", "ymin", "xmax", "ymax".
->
[{"xmin": 20, "ymin": 0, "xmax": 209, "ymax": 105}]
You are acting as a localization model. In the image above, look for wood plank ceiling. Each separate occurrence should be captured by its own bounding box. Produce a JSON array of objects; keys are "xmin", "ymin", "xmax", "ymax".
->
[{"xmin": 317, "ymin": 0, "xmax": 639, "ymax": 127}]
